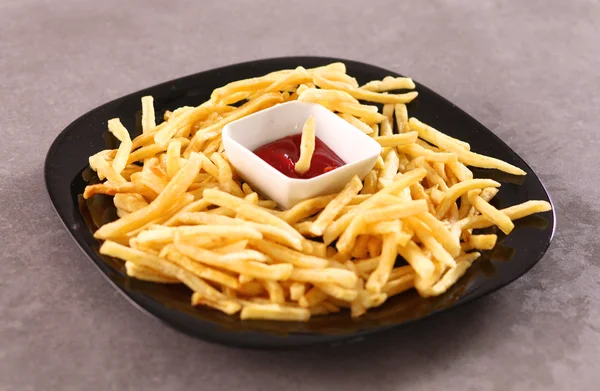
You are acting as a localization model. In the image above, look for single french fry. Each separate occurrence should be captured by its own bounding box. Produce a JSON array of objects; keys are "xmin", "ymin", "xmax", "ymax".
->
[
  {"xmin": 447, "ymin": 160, "xmax": 474, "ymax": 182},
  {"xmin": 315, "ymin": 70, "xmax": 359, "ymax": 87},
  {"xmin": 337, "ymin": 102, "xmax": 387, "ymax": 124},
  {"xmin": 136, "ymin": 224, "xmax": 262, "ymax": 245},
  {"xmin": 141, "ymin": 96, "xmax": 156, "ymax": 133},
  {"xmin": 163, "ymin": 199, "xmax": 212, "ymax": 226},
  {"xmin": 241, "ymin": 304, "xmax": 310, "ymax": 322},
  {"xmin": 244, "ymin": 192, "xmax": 259, "ymax": 205},
  {"xmin": 191, "ymin": 292, "xmax": 243, "ymax": 315},
  {"xmin": 408, "ymin": 117, "xmax": 470, "ymax": 150},
  {"xmin": 350, "ymin": 278, "xmax": 367, "ymax": 318},
  {"xmin": 221, "ymin": 91, "xmax": 252, "ymax": 105},
  {"xmin": 393, "ymin": 103, "xmax": 409, "ymax": 133},
  {"xmin": 125, "ymin": 261, "xmax": 179, "ymax": 283},
  {"xmin": 467, "ymin": 190, "xmax": 514, "ymax": 234},
  {"xmin": 433, "ymin": 162, "xmax": 448, "ymax": 183},
  {"xmin": 297, "ymin": 87, "xmax": 359, "ymax": 106},
  {"xmin": 165, "ymin": 139, "xmax": 182, "ymax": 179},
  {"xmin": 467, "ymin": 234, "xmax": 497, "ymax": 250},
  {"xmin": 212, "ymin": 240, "xmax": 249, "ymax": 254},
  {"xmin": 379, "ymin": 118, "xmax": 393, "ymax": 138},
  {"xmin": 361, "ymin": 76, "xmax": 416, "ymax": 92},
  {"xmin": 107, "ymin": 118, "xmax": 133, "ymax": 175},
  {"xmin": 309, "ymin": 176, "xmax": 362, "ymax": 236},
  {"xmin": 382, "ymin": 103, "xmax": 395, "ymax": 128},
  {"xmin": 315, "ymin": 283, "xmax": 358, "ymax": 302},
  {"xmin": 436, "ymin": 179, "xmax": 501, "ymax": 219},
  {"xmin": 280, "ymin": 194, "xmax": 333, "ymax": 224},
  {"xmin": 398, "ymin": 143, "xmax": 457, "ymax": 164},
  {"xmin": 365, "ymin": 234, "xmax": 399, "ymax": 293},
  {"xmin": 375, "ymin": 132, "xmax": 419, "ymax": 147},
  {"xmin": 295, "ymin": 115, "xmax": 316, "ymax": 174}
]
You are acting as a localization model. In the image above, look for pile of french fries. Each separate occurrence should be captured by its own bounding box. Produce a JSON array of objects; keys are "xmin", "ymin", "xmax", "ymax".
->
[{"xmin": 85, "ymin": 63, "xmax": 551, "ymax": 321}]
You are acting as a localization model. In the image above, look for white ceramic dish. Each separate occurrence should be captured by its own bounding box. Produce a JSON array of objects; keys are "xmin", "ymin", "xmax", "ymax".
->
[{"xmin": 222, "ymin": 101, "xmax": 381, "ymax": 209}]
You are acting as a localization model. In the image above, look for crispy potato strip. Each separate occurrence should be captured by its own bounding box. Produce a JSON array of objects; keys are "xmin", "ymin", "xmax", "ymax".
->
[{"xmin": 84, "ymin": 62, "xmax": 552, "ymax": 321}]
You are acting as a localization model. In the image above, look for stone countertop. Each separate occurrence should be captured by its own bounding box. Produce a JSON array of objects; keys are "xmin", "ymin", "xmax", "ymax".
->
[{"xmin": 1, "ymin": 0, "xmax": 599, "ymax": 390}]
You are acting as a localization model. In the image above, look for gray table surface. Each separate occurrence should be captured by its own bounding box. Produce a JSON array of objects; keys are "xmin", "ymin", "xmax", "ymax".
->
[{"xmin": 2, "ymin": 0, "xmax": 599, "ymax": 390}]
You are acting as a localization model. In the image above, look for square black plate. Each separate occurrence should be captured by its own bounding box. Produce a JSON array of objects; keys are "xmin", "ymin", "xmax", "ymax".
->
[{"xmin": 45, "ymin": 57, "xmax": 555, "ymax": 349}]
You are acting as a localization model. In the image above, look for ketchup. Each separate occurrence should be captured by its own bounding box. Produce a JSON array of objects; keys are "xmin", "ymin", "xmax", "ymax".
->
[{"xmin": 253, "ymin": 134, "xmax": 345, "ymax": 179}]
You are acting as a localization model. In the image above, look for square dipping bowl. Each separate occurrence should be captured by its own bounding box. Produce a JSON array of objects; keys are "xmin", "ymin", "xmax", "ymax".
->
[{"xmin": 222, "ymin": 101, "xmax": 382, "ymax": 209}]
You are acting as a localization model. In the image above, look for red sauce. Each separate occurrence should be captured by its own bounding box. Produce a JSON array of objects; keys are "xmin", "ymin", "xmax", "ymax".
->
[{"xmin": 253, "ymin": 134, "xmax": 345, "ymax": 179}]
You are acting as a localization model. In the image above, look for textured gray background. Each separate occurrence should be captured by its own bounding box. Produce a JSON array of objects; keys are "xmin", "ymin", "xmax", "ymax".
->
[{"xmin": 1, "ymin": 0, "xmax": 599, "ymax": 390}]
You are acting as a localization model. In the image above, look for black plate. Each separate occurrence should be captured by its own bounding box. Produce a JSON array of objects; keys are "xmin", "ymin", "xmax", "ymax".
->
[{"xmin": 45, "ymin": 57, "xmax": 555, "ymax": 349}]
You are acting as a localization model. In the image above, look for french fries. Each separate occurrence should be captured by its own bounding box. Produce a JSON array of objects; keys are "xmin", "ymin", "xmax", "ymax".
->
[
  {"xmin": 85, "ymin": 62, "xmax": 552, "ymax": 322},
  {"xmin": 294, "ymin": 115, "xmax": 316, "ymax": 174}
]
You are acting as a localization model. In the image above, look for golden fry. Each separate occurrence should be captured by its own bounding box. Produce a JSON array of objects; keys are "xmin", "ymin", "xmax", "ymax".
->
[
  {"xmin": 467, "ymin": 190, "xmax": 514, "ymax": 234},
  {"xmin": 295, "ymin": 115, "xmax": 316, "ymax": 174},
  {"xmin": 361, "ymin": 76, "xmax": 416, "ymax": 92},
  {"xmin": 436, "ymin": 179, "xmax": 501, "ymax": 219},
  {"xmin": 309, "ymin": 176, "xmax": 362, "ymax": 236},
  {"xmin": 375, "ymin": 132, "xmax": 418, "ymax": 147},
  {"xmin": 240, "ymin": 304, "xmax": 310, "ymax": 322},
  {"xmin": 141, "ymin": 96, "xmax": 156, "ymax": 133},
  {"xmin": 365, "ymin": 234, "xmax": 399, "ymax": 293}
]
